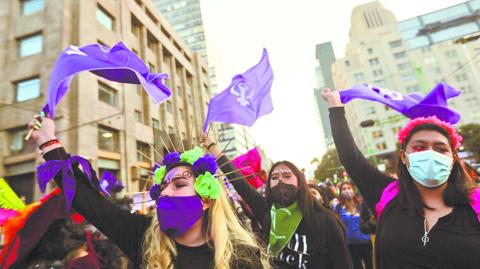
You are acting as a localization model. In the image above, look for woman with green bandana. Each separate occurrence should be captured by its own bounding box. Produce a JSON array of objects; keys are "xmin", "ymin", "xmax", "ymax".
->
[{"xmin": 204, "ymin": 138, "xmax": 353, "ymax": 269}]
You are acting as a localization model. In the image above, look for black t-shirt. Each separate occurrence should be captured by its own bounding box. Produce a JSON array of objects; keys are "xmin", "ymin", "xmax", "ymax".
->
[
  {"xmin": 329, "ymin": 106, "xmax": 480, "ymax": 269},
  {"xmin": 175, "ymin": 242, "xmax": 214, "ymax": 269},
  {"xmin": 218, "ymin": 155, "xmax": 353, "ymax": 269}
]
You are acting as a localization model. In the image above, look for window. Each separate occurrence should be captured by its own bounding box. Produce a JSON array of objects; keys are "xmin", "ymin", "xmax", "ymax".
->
[
  {"xmin": 376, "ymin": 142, "xmax": 387, "ymax": 151},
  {"xmin": 367, "ymin": 48, "xmax": 373, "ymax": 54},
  {"xmin": 18, "ymin": 33, "xmax": 43, "ymax": 57},
  {"xmin": 152, "ymin": 118, "xmax": 160, "ymax": 129},
  {"xmin": 368, "ymin": 58, "xmax": 379, "ymax": 66},
  {"xmin": 372, "ymin": 130, "xmax": 383, "ymax": 138},
  {"xmin": 177, "ymin": 86, "xmax": 182, "ymax": 97},
  {"xmin": 451, "ymin": 62, "xmax": 462, "ymax": 70},
  {"xmin": 393, "ymin": 51, "xmax": 407, "ymax": 59},
  {"xmin": 445, "ymin": 50, "xmax": 458, "ymax": 59},
  {"xmin": 148, "ymin": 63, "xmax": 155, "ymax": 73},
  {"xmin": 147, "ymin": 31, "xmax": 158, "ymax": 51},
  {"xmin": 431, "ymin": 67, "xmax": 442, "ymax": 75},
  {"xmin": 179, "ymin": 108, "xmax": 184, "ymax": 120},
  {"xmin": 345, "ymin": 60, "xmax": 350, "ymax": 67},
  {"xmin": 406, "ymin": 84, "xmax": 421, "ymax": 93},
  {"xmin": 98, "ymin": 125, "xmax": 119, "ymax": 152},
  {"xmin": 98, "ymin": 81, "xmax": 118, "ymax": 107},
  {"xmin": 401, "ymin": 72, "xmax": 416, "ymax": 82},
  {"xmin": 134, "ymin": 110, "xmax": 143, "ymax": 123},
  {"xmin": 22, "ymin": 0, "xmax": 44, "ymax": 15},
  {"xmin": 136, "ymin": 141, "xmax": 150, "ymax": 162},
  {"xmin": 9, "ymin": 129, "xmax": 27, "ymax": 154},
  {"xmin": 96, "ymin": 6, "xmax": 114, "ymax": 31},
  {"xmin": 424, "ymin": 56, "xmax": 437, "ymax": 65},
  {"xmin": 460, "ymin": 85, "xmax": 473, "ymax": 93},
  {"xmin": 16, "ymin": 77, "xmax": 40, "ymax": 102},
  {"xmin": 389, "ymin": 40, "xmax": 402, "ymax": 49},
  {"xmin": 455, "ymin": 73, "xmax": 468, "ymax": 82},
  {"xmin": 353, "ymin": 72, "xmax": 365, "ymax": 82},
  {"xmin": 397, "ymin": 63, "xmax": 409, "ymax": 70},
  {"xmin": 168, "ymin": 126, "xmax": 174, "ymax": 134},
  {"xmin": 373, "ymin": 69, "xmax": 383, "ymax": 77},
  {"xmin": 131, "ymin": 14, "xmax": 142, "ymax": 37},
  {"xmin": 166, "ymin": 101, "xmax": 173, "ymax": 113}
]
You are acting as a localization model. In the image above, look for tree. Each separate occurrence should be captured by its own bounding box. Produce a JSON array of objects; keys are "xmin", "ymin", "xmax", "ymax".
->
[
  {"xmin": 458, "ymin": 123, "xmax": 480, "ymax": 162},
  {"xmin": 314, "ymin": 149, "xmax": 344, "ymax": 182}
]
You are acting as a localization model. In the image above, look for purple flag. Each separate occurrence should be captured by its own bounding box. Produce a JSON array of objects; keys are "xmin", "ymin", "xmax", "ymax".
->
[
  {"xmin": 44, "ymin": 42, "xmax": 171, "ymax": 118},
  {"xmin": 100, "ymin": 170, "xmax": 124, "ymax": 195},
  {"xmin": 339, "ymin": 82, "xmax": 462, "ymax": 124},
  {"xmin": 203, "ymin": 49, "xmax": 274, "ymax": 132}
]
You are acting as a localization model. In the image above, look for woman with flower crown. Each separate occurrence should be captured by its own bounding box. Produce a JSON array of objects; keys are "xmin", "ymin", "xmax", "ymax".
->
[
  {"xmin": 321, "ymin": 88, "xmax": 480, "ymax": 269},
  {"xmin": 26, "ymin": 113, "xmax": 270, "ymax": 269}
]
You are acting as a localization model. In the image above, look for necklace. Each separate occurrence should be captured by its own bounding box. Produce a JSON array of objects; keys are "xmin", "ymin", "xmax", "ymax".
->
[{"xmin": 422, "ymin": 218, "xmax": 430, "ymax": 246}]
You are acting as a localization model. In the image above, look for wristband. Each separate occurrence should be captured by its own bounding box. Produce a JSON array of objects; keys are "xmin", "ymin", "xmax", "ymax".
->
[{"xmin": 39, "ymin": 139, "xmax": 60, "ymax": 151}]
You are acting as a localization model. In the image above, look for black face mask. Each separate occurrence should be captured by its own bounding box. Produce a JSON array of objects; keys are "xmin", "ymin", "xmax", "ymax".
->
[{"xmin": 269, "ymin": 182, "xmax": 299, "ymax": 207}]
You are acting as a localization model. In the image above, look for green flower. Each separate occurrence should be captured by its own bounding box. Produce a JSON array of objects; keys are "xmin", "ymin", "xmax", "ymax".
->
[
  {"xmin": 180, "ymin": 146, "xmax": 203, "ymax": 165},
  {"xmin": 154, "ymin": 166, "xmax": 166, "ymax": 184},
  {"xmin": 194, "ymin": 171, "xmax": 221, "ymax": 200}
]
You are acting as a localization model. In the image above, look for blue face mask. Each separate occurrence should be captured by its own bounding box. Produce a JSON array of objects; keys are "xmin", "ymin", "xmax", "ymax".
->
[{"xmin": 407, "ymin": 150, "xmax": 453, "ymax": 188}]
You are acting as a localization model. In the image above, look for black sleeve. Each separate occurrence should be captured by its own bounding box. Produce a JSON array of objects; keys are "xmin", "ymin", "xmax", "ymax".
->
[
  {"xmin": 43, "ymin": 148, "xmax": 151, "ymax": 264},
  {"xmin": 323, "ymin": 212, "xmax": 354, "ymax": 269},
  {"xmin": 329, "ymin": 107, "xmax": 395, "ymax": 212},
  {"xmin": 217, "ymin": 155, "xmax": 267, "ymax": 220}
]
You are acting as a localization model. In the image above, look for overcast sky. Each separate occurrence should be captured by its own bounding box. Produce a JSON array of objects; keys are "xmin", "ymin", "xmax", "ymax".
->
[{"xmin": 199, "ymin": 0, "xmax": 467, "ymax": 170}]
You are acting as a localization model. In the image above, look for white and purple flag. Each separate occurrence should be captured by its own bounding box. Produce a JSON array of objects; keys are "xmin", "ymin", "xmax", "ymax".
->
[
  {"xmin": 44, "ymin": 42, "xmax": 171, "ymax": 117},
  {"xmin": 340, "ymin": 82, "xmax": 462, "ymax": 124},
  {"xmin": 203, "ymin": 49, "xmax": 274, "ymax": 132}
]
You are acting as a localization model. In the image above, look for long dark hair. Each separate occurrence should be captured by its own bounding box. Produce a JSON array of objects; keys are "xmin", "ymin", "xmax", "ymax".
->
[
  {"xmin": 337, "ymin": 182, "xmax": 361, "ymax": 210},
  {"xmin": 396, "ymin": 124, "xmax": 476, "ymax": 216},
  {"xmin": 263, "ymin": 161, "xmax": 343, "ymax": 252}
]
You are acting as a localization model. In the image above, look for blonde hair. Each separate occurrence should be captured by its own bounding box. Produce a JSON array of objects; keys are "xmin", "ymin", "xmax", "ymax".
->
[{"xmin": 142, "ymin": 184, "xmax": 270, "ymax": 269}]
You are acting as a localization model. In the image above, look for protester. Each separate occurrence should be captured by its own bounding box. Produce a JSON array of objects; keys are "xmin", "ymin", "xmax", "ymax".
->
[
  {"xmin": 334, "ymin": 182, "xmax": 373, "ymax": 269},
  {"xmin": 205, "ymin": 137, "xmax": 353, "ymax": 269},
  {"xmin": 26, "ymin": 114, "xmax": 270, "ymax": 269},
  {"xmin": 308, "ymin": 184, "xmax": 330, "ymax": 209},
  {"xmin": 322, "ymin": 88, "xmax": 480, "ymax": 269}
]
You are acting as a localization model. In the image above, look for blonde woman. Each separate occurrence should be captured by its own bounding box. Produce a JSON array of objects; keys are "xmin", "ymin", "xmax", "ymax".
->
[{"xmin": 27, "ymin": 114, "xmax": 270, "ymax": 269}]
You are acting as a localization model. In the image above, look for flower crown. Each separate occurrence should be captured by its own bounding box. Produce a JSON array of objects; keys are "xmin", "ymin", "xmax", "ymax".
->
[
  {"xmin": 397, "ymin": 116, "xmax": 463, "ymax": 149},
  {"xmin": 149, "ymin": 147, "xmax": 221, "ymax": 201}
]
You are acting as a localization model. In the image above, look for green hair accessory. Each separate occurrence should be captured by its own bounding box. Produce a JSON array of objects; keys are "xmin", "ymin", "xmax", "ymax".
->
[
  {"xmin": 180, "ymin": 146, "xmax": 203, "ymax": 165},
  {"xmin": 154, "ymin": 166, "xmax": 166, "ymax": 184},
  {"xmin": 194, "ymin": 171, "xmax": 221, "ymax": 200},
  {"xmin": 0, "ymin": 178, "xmax": 26, "ymax": 210}
]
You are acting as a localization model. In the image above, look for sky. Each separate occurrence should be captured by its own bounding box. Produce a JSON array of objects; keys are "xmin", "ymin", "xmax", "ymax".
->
[{"xmin": 199, "ymin": 0, "xmax": 467, "ymax": 171}]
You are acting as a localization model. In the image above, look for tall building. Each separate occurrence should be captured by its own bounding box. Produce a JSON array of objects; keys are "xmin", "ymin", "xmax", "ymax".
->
[
  {"xmin": 314, "ymin": 42, "xmax": 336, "ymax": 149},
  {"xmin": 331, "ymin": 1, "xmax": 480, "ymax": 169},
  {"xmin": 152, "ymin": 0, "xmax": 208, "ymax": 59},
  {"xmin": 0, "ymin": 0, "xmax": 211, "ymax": 203}
]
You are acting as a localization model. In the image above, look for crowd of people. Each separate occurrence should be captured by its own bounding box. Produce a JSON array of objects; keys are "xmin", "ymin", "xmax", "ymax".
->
[{"xmin": 0, "ymin": 86, "xmax": 479, "ymax": 269}]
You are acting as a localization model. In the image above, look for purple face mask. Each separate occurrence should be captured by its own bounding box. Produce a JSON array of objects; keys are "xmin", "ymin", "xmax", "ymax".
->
[{"xmin": 156, "ymin": 195, "xmax": 204, "ymax": 237}]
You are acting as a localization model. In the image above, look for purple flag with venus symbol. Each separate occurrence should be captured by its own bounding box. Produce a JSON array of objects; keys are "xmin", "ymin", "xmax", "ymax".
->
[
  {"xmin": 203, "ymin": 49, "xmax": 274, "ymax": 132},
  {"xmin": 339, "ymin": 82, "xmax": 462, "ymax": 124},
  {"xmin": 44, "ymin": 42, "xmax": 171, "ymax": 118}
]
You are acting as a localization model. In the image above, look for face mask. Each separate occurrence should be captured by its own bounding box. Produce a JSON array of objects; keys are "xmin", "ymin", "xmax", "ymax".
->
[
  {"xmin": 407, "ymin": 150, "xmax": 453, "ymax": 188},
  {"xmin": 156, "ymin": 195, "xmax": 204, "ymax": 237},
  {"xmin": 341, "ymin": 189, "xmax": 354, "ymax": 199},
  {"xmin": 269, "ymin": 182, "xmax": 298, "ymax": 207}
]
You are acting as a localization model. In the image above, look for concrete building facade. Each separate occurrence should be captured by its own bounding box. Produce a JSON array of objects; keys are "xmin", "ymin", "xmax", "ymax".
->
[
  {"xmin": 0, "ymin": 0, "xmax": 211, "ymax": 202},
  {"xmin": 331, "ymin": 0, "xmax": 480, "ymax": 168}
]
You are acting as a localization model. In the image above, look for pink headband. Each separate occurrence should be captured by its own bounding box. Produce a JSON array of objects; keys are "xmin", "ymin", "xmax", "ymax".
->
[{"xmin": 398, "ymin": 116, "xmax": 463, "ymax": 149}]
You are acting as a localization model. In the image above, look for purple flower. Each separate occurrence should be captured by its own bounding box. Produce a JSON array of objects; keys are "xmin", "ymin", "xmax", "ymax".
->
[
  {"xmin": 162, "ymin": 152, "xmax": 181, "ymax": 170},
  {"xmin": 149, "ymin": 184, "xmax": 161, "ymax": 200},
  {"xmin": 192, "ymin": 154, "xmax": 218, "ymax": 177}
]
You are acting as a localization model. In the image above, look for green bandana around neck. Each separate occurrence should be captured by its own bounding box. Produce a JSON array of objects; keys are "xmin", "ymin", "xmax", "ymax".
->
[{"xmin": 268, "ymin": 202, "xmax": 303, "ymax": 256}]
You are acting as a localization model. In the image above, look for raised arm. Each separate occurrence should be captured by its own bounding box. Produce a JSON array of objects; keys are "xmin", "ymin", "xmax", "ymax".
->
[
  {"xmin": 321, "ymin": 89, "xmax": 394, "ymax": 211},
  {"xmin": 202, "ymin": 135, "xmax": 268, "ymax": 219},
  {"xmin": 28, "ymin": 115, "xmax": 150, "ymax": 264}
]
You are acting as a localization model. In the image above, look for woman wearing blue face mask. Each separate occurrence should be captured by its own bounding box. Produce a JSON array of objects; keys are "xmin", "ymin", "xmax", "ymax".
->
[
  {"xmin": 321, "ymin": 88, "xmax": 480, "ymax": 269},
  {"xmin": 23, "ymin": 114, "xmax": 270, "ymax": 269}
]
